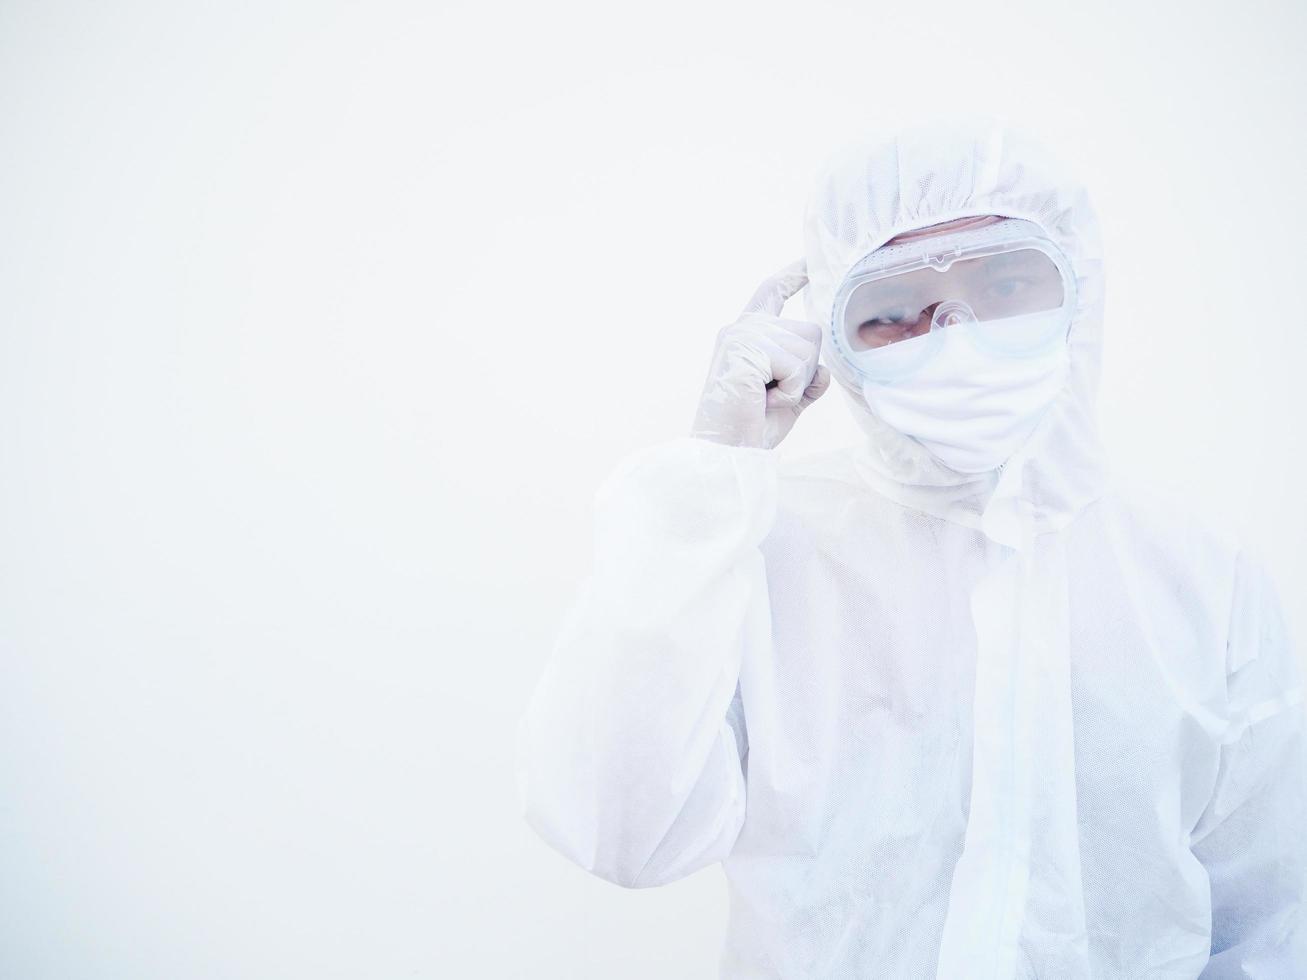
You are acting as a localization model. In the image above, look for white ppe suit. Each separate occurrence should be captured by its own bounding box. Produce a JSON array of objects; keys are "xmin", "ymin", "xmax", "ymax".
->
[{"xmin": 516, "ymin": 125, "xmax": 1307, "ymax": 978}]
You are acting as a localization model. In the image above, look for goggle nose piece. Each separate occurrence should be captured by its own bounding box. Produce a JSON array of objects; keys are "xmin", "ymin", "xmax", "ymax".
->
[{"xmin": 931, "ymin": 300, "xmax": 977, "ymax": 329}]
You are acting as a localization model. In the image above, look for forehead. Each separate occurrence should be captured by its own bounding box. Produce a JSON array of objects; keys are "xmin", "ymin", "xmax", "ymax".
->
[{"xmin": 886, "ymin": 214, "xmax": 1004, "ymax": 246}]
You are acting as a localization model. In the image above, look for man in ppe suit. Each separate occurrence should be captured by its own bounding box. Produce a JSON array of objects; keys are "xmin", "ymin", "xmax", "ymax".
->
[{"xmin": 516, "ymin": 123, "xmax": 1307, "ymax": 978}]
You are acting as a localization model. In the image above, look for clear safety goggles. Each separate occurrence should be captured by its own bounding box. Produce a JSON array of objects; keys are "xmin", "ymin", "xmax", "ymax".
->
[{"xmin": 828, "ymin": 218, "xmax": 1078, "ymax": 384}]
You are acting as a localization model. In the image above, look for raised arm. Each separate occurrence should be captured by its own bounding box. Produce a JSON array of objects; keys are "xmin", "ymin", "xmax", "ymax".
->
[{"xmin": 516, "ymin": 264, "xmax": 826, "ymax": 888}]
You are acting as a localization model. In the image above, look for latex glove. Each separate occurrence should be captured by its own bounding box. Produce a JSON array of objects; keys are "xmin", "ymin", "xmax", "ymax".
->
[{"xmin": 691, "ymin": 260, "xmax": 831, "ymax": 449}]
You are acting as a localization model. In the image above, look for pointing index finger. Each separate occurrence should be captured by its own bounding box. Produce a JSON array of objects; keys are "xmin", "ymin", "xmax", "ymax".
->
[{"xmin": 741, "ymin": 258, "xmax": 808, "ymax": 317}]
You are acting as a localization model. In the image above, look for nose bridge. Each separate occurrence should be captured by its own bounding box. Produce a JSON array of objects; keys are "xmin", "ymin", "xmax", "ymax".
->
[{"xmin": 932, "ymin": 299, "xmax": 976, "ymax": 329}]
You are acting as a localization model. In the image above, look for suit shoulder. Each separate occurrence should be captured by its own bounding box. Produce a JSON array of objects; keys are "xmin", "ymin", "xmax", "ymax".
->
[{"xmin": 1090, "ymin": 475, "xmax": 1246, "ymax": 573}]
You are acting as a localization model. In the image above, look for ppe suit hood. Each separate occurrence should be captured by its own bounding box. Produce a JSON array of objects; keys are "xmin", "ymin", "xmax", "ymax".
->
[{"xmin": 802, "ymin": 123, "xmax": 1109, "ymax": 545}]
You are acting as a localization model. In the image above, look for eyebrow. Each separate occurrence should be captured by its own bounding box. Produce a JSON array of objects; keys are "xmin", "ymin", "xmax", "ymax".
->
[{"xmin": 981, "ymin": 250, "xmax": 1046, "ymax": 273}]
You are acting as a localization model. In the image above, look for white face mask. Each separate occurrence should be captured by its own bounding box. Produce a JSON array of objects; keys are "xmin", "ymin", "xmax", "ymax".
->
[{"xmin": 859, "ymin": 326, "xmax": 1070, "ymax": 474}]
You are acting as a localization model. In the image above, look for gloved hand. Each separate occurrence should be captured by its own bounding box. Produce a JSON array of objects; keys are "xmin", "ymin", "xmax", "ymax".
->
[{"xmin": 691, "ymin": 260, "xmax": 831, "ymax": 449}]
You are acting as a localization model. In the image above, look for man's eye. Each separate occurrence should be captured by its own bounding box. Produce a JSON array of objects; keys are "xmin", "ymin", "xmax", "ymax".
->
[{"xmin": 988, "ymin": 278, "xmax": 1027, "ymax": 298}]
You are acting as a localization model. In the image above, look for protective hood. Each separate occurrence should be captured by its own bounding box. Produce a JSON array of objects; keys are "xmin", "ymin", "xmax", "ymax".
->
[{"xmin": 802, "ymin": 122, "xmax": 1109, "ymax": 546}]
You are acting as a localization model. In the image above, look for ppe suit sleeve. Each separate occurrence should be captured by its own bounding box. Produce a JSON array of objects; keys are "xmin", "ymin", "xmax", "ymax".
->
[
  {"xmin": 516, "ymin": 437, "xmax": 777, "ymax": 889},
  {"xmin": 1192, "ymin": 550, "xmax": 1307, "ymax": 977}
]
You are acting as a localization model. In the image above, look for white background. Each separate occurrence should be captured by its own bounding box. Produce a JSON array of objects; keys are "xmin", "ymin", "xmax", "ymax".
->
[{"xmin": 2, "ymin": 1, "xmax": 1305, "ymax": 977}]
